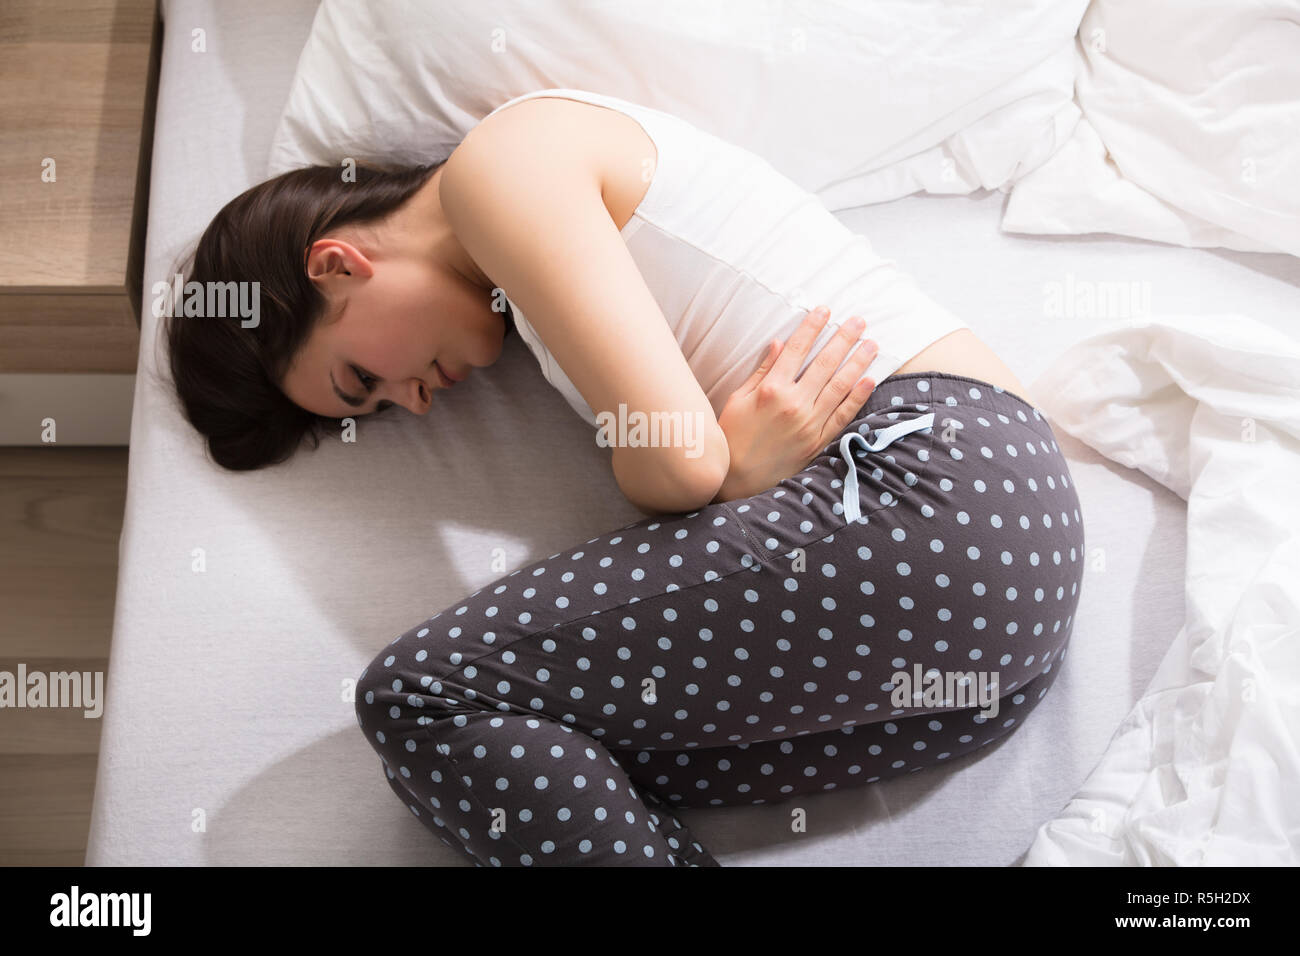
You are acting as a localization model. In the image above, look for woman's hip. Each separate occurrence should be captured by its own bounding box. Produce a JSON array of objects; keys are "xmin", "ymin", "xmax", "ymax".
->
[{"xmin": 723, "ymin": 370, "xmax": 1085, "ymax": 667}]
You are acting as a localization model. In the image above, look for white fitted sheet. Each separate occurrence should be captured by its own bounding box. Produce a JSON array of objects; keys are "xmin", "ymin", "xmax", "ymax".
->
[{"xmin": 86, "ymin": 0, "xmax": 1300, "ymax": 866}]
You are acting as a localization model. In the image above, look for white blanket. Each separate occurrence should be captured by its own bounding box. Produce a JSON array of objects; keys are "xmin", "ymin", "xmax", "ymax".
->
[
  {"xmin": 1003, "ymin": 0, "xmax": 1300, "ymax": 256},
  {"xmin": 1025, "ymin": 316, "xmax": 1300, "ymax": 865}
]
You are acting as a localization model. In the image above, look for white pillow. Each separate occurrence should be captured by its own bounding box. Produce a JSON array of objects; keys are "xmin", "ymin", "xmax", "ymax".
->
[
  {"xmin": 1004, "ymin": 0, "xmax": 1300, "ymax": 256},
  {"xmin": 267, "ymin": 0, "xmax": 1087, "ymax": 210}
]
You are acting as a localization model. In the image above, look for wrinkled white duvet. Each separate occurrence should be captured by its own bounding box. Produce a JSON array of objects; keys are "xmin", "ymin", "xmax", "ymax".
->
[
  {"xmin": 1024, "ymin": 316, "xmax": 1300, "ymax": 865},
  {"xmin": 1003, "ymin": 0, "xmax": 1300, "ymax": 255}
]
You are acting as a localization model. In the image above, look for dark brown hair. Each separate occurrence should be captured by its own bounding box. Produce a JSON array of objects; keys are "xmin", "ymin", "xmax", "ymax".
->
[{"xmin": 162, "ymin": 162, "xmax": 441, "ymax": 471}]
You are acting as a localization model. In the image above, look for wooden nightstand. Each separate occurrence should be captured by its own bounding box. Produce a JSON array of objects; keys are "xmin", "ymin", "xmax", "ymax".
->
[{"xmin": 0, "ymin": 0, "xmax": 160, "ymax": 441}]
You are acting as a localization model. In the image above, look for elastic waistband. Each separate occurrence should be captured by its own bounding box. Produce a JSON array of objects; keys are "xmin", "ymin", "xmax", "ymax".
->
[{"xmin": 862, "ymin": 371, "xmax": 1056, "ymax": 443}]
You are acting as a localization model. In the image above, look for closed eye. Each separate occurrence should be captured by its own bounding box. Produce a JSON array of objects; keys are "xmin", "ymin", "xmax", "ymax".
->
[
  {"xmin": 351, "ymin": 364, "xmax": 376, "ymax": 391},
  {"xmin": 347, "ymin": 364, "xmax": 396, "ymax": 413}
]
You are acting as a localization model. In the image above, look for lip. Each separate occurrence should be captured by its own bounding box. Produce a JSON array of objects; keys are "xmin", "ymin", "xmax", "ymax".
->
[
  {"xmin": 437, "ymin": 361, "xmax": 466, "ymax": 384},
  {"xmin": 432, "ymin": 361, "xmax": 455, "ymax": 388}
]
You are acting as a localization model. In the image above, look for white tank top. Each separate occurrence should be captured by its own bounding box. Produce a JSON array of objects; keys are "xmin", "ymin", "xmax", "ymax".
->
[{"xmin": 483, "ymin": 88, "xmax": 969, "ymax": 428}]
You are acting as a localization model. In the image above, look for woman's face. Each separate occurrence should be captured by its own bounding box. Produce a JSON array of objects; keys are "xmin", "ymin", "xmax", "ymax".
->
[{"xmin": 281, "ymin": 234, "xmax": 506, "ymax": 418}]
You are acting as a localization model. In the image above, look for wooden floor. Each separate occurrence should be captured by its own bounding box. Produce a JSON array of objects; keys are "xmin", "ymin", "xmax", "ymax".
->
[{"xmin": 0, "ymin": 447, "xmax": 127, "ymax": 865}]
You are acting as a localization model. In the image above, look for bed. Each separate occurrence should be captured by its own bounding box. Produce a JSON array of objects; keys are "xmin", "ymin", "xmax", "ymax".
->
[{"xmin": 86, "ymin": 0, "xmax": 1300, "ymax": 866}]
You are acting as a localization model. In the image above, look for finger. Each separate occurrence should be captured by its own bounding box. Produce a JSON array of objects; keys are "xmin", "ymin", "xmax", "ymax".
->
[
  {"xmin": 770, "ymin": 306, "xmax": 831, "ymax": 383},
  {"xmin": 811, "ymin": 335, "xmax": 877, "ymax": 422},
  {"xmin": 738, "ymin": 339, "xmax": 783, "ymax": 396},
  {"xmin": 816, "ymin": 373, "xmax": 877, "ymax": 450},
  {"xmin": 812, "ymin": 337, "xmax": 878, "ymax": 431},
  {"xmin": 794, "ymin": 315, "xmax": 866, "ymax": 398}
]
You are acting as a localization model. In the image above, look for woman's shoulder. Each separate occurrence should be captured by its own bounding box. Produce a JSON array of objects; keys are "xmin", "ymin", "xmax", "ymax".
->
[
  {"xmin": 469, "ymin": 90, "xmax": 645, "ymax": 150},
  {"xmin": 453, "ymin": 93, "xmax": 660, "ymax": 235}
]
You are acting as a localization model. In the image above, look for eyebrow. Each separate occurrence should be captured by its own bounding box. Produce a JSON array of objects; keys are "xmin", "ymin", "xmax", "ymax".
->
[{"xmin": 329, "ymin": 369, "xmax": 365, "ymax": 408}]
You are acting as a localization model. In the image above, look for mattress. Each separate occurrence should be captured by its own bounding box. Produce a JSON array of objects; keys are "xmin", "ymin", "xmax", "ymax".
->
[{"xmin": 86, "ymin": 0, "xmax": 1300, "ymax": 866}]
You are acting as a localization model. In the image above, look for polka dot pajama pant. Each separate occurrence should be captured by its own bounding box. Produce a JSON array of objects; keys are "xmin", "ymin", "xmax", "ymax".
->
[{"xmin": 355, "ymin": 371, "xmax": 1085, "ymax": 866}]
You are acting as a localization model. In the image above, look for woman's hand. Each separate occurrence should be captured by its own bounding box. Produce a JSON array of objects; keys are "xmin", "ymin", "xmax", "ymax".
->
[{"xmin": 712, "ymin": 306, "xmax": 878, "ymax": 502}]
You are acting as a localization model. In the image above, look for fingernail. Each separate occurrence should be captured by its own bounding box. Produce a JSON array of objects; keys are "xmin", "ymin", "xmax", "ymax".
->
[{"xmin": 814, "ymin": 306, "xmax": 829, "ymax": 317}]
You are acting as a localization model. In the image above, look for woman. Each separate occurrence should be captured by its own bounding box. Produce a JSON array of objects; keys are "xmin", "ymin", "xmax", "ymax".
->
[{"xmin": 166, "ymin": 88, "xmax": 1084, "ymax": 866}]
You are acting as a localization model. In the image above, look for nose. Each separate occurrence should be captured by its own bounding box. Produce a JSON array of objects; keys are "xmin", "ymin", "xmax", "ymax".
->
[{"xmin": 393, "ymin": 376, "xmax": 433, "ymax": 415}]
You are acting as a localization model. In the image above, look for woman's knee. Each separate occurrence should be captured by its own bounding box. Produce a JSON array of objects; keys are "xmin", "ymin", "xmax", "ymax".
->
[
  {"xmin": 355, "ymin": 646, "xmax": 400, "ymax": 746},
  {"xmin": 355, "ymin": 622, "xmax": 451, "ymax": 741}
]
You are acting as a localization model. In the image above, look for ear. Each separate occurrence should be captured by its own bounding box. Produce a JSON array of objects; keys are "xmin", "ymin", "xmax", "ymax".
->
[{"xmin": 305, "ymin": 238, "xmax": 375, "ymax": 281}]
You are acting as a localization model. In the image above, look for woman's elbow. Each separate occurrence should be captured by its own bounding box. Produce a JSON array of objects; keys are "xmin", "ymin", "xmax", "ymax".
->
[
  {"xmin": 614, "ymin": 427, "xmax": 729, "ymax": 515},
  {"xmin": 676, "ymin": 452, "xmax": 728, "ymax": 512},
  {"xmin": 675, "ymin": 434, "xmax": 730, "ymax": 509}
]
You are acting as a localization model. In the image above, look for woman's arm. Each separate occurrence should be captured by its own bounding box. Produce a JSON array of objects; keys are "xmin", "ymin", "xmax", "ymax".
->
[{"xmin": 439, "ymin": 110, "xmax": 729, "ymax": 513}]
